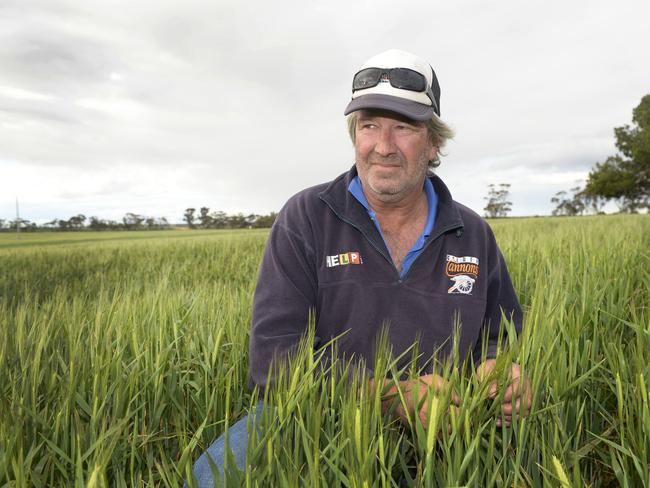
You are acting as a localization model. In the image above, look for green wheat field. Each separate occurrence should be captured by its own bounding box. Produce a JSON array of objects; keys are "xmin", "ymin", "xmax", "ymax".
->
[{"xmin": 1, "ymin": 215, "xmax": 648, "ymax": 487}]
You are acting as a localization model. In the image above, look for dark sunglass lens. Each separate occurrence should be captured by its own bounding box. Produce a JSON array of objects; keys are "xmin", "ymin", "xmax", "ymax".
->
[
  {"xmin": 390, "ymin": 68, "xmax": 426, "ymax": 91},
  {"xmin": 353, "ymin": 68, "xmax": 382, "ymax": 90}
]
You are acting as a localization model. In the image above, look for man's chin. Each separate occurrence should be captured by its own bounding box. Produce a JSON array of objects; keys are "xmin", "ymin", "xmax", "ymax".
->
[{"xmin": 366, "ymin": 181, "xmax": 403, "ymax": 199}]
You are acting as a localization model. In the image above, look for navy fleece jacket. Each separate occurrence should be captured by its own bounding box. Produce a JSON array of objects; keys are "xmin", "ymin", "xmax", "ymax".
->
[{"xmin": 249, "ymin": 167, "xmax": 523, "ymax": 389}]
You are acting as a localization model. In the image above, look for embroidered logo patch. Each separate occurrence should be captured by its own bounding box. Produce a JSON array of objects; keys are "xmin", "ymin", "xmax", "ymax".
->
[
  {"xmin": 445, "ymin": 254, "xmax": 479, "ymax": 295},
  {"xmin": 326, "ymin": 251, "xmax": 363, "ymax": 268}
]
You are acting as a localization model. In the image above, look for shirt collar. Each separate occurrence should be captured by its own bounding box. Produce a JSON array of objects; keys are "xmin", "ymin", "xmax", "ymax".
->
[{"xmin": 347, "ymin": 175, "xmax": 438, "ymax": 237}]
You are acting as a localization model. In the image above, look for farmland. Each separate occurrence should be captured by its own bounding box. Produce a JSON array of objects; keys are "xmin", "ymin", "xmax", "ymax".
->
[{"xmin": 1, "ymin": 215, "xmax": 648, "ymax": 487}]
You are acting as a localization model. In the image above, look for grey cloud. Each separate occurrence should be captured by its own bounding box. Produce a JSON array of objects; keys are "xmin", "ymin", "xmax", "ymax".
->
[
  {"xmin": 0, "ymin": 102, "xmax": 79, "ymax": 124},
  {"xmin": 0, "ymin": 31, "xmax": 123, "ymax": 94},
  {"xmin": 147, "ymin": 1, "xmax": 355, "ymax": 107},
  {"xmin": 57, "ymin": 179, "xmax": 136, "ymax": 199},
  {"xmin": 475, "ymin": 136, "xmax": 614, "ymax": 173}
]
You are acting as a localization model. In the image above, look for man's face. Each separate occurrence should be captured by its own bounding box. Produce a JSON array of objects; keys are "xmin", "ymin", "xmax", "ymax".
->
[{"xmin": 354, "ymin": 109, "xmax": 437, "ymax": 204}]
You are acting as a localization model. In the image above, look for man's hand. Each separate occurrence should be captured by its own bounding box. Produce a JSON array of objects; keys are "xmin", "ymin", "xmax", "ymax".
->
[
  {"xmin": 372, "ymin": 374, "xmax": 461, "ymax": 430},
  {"xmin": 475, "ymin": 360, "xmax": 532, "ymax": 427}
]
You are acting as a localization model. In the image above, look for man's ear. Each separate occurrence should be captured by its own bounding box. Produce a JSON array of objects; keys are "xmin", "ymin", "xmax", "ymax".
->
[{"xmin": 428, "ymin": 144, "xmax": 439, "ymax": 162}]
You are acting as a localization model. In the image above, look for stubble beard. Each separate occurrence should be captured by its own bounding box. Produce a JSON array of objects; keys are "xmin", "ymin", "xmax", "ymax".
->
[{"xmin": 359, "ymin": 154, "xmax": 429, "ymax": 204}]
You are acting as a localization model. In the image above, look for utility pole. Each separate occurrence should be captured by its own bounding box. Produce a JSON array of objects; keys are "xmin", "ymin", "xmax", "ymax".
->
[{"xmin": 16, "ymin": 197, "xmax": 20, "ymax": 238}]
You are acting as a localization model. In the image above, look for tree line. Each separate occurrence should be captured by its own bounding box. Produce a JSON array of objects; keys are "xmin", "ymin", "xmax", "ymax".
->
[
  {"xmin": 182, "ymin": 207, "xmax": 278, "ymax": 229},
  {"xmin": 0, "ymin": 213, "xmax": 172, "ymax": 232},
  {"xmin": 0, "ymin": 209, "xmax": 278, "ymax": 232}
]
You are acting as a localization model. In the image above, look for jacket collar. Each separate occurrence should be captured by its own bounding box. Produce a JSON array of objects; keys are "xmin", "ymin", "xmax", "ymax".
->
[{"xmin": 318, "ymin": 165, "xmax": 464, "ymax": 253}]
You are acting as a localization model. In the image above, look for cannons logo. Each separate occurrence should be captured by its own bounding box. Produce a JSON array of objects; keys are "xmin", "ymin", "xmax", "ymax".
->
[{"xmin": 445, "ymin": 255, "xmax": 479, "ymax": 295}]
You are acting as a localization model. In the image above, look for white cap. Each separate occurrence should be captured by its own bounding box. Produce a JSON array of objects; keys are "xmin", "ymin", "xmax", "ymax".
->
[{"xmin": 344, "ymin": 49, "xmax": 441, "ymax": 121}]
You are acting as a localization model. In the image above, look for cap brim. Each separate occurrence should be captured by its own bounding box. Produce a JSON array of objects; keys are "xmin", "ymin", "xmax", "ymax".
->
[{"xmin": 344, "ymin": 94, "xmax": 434, "ymax": 122}]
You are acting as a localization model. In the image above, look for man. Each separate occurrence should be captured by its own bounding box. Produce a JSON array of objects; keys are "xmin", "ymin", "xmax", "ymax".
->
[{"xmin": 188, "ymin": 49, "xmax": 531, "ymax": 486}]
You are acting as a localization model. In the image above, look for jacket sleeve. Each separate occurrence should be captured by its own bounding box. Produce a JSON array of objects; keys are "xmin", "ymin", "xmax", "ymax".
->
[
  {"xmin": 473, "ymin": 228, "xmax": 523, "ymax": 361},
  {"xmin": 248, "ymin": 206, "xmax": 318, "ymax": 390}
]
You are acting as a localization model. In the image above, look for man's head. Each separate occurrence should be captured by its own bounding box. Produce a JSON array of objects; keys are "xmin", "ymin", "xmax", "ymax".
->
[{"xmin": 344, "ymin": 49, "xmax": 453, "ymax": 170}]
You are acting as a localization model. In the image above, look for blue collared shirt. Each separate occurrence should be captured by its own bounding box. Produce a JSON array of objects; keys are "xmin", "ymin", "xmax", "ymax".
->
[{"xmin": 348, "ymin": 175, "xmax": 438, "ymax": 279}]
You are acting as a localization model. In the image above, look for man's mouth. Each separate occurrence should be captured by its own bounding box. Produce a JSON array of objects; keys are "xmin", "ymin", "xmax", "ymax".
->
[{"xmin": 370, "ymin": 160, "xmax": 402, "ymax": 168}]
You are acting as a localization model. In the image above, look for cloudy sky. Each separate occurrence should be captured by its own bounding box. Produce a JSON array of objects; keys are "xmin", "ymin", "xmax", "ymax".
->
[{"xmin": 1, "ymin": 0, "xmax": 649, "ymax": 223}]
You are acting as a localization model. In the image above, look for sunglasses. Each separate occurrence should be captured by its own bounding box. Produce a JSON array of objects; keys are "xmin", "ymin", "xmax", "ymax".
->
[{"xmin": 352, "ymin": 67, "xmax": 437, "ymax": 111}]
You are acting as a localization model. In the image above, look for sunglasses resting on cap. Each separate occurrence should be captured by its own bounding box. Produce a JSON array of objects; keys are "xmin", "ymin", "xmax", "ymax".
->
[{"xmin": 352, "ymin": 67, "xmax": 438, "ymax": 114}]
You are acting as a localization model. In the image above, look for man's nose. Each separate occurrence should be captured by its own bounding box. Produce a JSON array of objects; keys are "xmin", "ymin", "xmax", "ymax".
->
[{"xmin": 374, "ymin": 128, "xmax": 397, "ymax": 156}]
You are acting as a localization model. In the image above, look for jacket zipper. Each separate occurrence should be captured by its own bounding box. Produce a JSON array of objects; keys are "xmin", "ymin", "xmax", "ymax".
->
[
  {"xmin": 321, "ymin": 197, "xmax": 462, "ymax": 282},
  {"xmin": 399, "ymin": 223, "xmax": 463, "ymax": 281}
]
